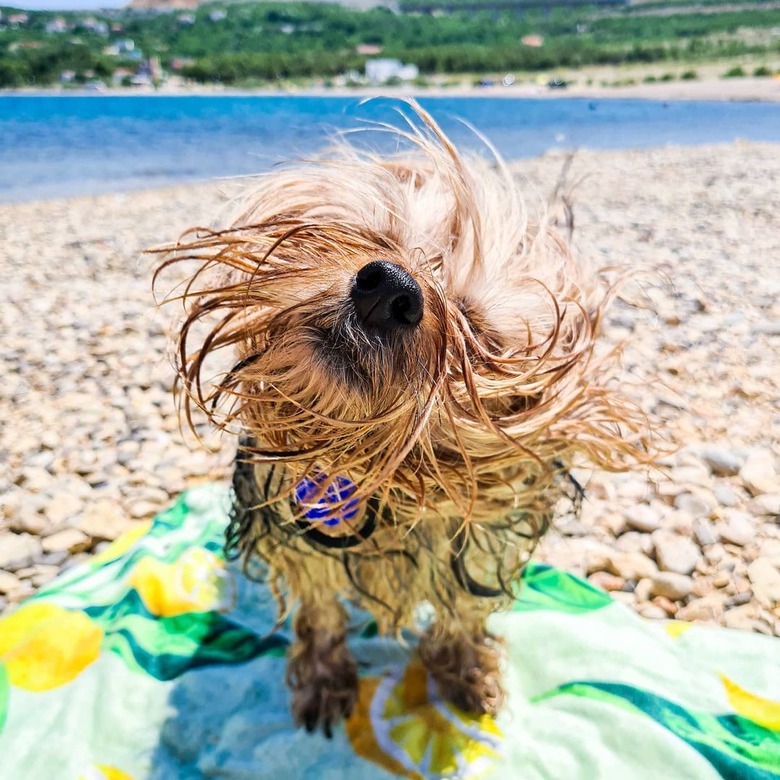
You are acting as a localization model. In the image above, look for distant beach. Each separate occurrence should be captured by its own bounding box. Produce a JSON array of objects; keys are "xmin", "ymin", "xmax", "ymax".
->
[{"xmin": 7, "ymin": 72, "xmax": 780, "ymax": 102}]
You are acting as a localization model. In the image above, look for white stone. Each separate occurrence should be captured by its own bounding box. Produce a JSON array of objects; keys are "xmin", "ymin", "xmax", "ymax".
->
[
  {"xmin": 0, "ymin": 533, "xmax": 42, "ymax": 572},
  {"xmin": 653, "ymin": 530, "xmax": 701, "ymax": 575},
  {"xmin": 649, "ymin": 572, "xmax": 694, "ymax": 600}
]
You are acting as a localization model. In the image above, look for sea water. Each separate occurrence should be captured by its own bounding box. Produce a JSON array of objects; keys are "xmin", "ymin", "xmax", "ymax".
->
[{"xmin": 1, "ymin": 94, "xmax": 779, "ymax": 202}]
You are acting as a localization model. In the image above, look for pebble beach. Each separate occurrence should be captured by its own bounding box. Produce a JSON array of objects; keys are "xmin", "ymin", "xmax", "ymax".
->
[{"xmin": 1, "ymin": 141, "xmax": 778, "ymax": 635}]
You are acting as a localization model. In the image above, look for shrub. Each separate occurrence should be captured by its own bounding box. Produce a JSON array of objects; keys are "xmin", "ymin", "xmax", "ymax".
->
[
  {"xmin": 753, "ymin": 65, "xmax": 772, "ymax": 77},
  {"xmin": 680, "ymin": 69, "xmax": 697, "ymax": 80},
  {"xmin": 723, "ymin": 65, "xmax": 746, "ymax": 78}
]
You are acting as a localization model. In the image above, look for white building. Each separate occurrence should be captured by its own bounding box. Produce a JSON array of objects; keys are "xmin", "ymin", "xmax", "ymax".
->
[{"xmin": 365, "ymin": 58, "xmax": 418, "ymax": 84}]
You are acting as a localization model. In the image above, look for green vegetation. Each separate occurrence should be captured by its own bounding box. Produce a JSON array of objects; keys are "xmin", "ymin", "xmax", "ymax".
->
[
  {"xmin": 722, "ymin": 64, "xmax": 747, "ymax": 77},
  {"xmin": 0, "ymin": 0, "xmax": 779, "ymax": 87}
]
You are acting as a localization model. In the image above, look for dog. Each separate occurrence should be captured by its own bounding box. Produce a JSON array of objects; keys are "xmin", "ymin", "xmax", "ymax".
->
[{"xmin": 154, "ymin": 102, "xmax": 650, "ymax": 737}]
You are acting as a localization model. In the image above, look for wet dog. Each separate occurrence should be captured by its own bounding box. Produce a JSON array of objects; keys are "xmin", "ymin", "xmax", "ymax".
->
[{"xmin": 155, "ymin": 103, "xmax": 649, "ymax": 736}]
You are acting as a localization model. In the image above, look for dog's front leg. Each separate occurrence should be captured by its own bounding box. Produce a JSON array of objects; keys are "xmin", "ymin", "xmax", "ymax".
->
[{"xmin": 286, "ymin": 596, "xmax": 358, "ymax": 738}]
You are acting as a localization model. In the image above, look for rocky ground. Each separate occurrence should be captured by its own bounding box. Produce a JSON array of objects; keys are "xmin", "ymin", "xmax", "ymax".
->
[{"xmin": 1, "ymin": 142, "xmax": 778, "ymax": 634}]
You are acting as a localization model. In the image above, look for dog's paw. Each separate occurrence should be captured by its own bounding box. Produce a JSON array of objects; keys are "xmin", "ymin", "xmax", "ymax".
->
[
  {"xmin": 420, "ymin": 632, "xmax": 505, "ymax": 717},
  {"xmin": 441, "ymin": 666, "xmax": 504, "ymax": 717},
  {"xmin": 287, "ymin": 640, "xmax": 359, "ymax": 738}
]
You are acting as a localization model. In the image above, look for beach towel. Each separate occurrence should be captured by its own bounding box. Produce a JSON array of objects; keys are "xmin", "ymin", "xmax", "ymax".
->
[{"xmin": 1, "ymin": 484, "xmax": 778, "ymax": 780}]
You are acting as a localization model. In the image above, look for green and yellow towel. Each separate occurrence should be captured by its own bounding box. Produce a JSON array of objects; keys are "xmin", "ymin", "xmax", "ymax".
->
[{"xmin": 0, "ymin": 484, "xmax": 778, "ymax": 779}]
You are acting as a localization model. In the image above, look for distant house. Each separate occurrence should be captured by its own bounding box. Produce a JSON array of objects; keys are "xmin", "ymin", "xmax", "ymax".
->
[
  {"xmin": 7, "ymin": 13, "xmax": 30, "ymax": 26},
  {"xmin": 81, "ymin": 17, "xmax": 109, "ymax": 35},
  {"xmin": 112, "ymin": 67, "xmax": 134, "ymax": 85},
  {"xmin": 365, "ymin": 58, "xmax": 418, "ymax": 84},
  {"xmin": 356, "ymin": 44, "xmax": 382, "ymax": 55},
  {"xmin": 170, "ymin": 57, "xmax": 195, "ymax": 71},
  {"xmin": 116, "ymin": 39, "xmax": 135, "ymax": 53},
  {"xmin": 59, "ymin": 70, "xmax": 76, "ymax": 83},
  {"xmin": 208, "ymin": 10, "xmax": 226, "ymax": 22},
  {"xmin": 9, "ymin": 41, "xmax": 42, "ymax": 52},
  {"xmin": 177, "ymin": 14, "xmax": 196, "ymax": 26},
  {"xmin": 46, "ymin": 18, "xmax": 68, "ymax": 34}
]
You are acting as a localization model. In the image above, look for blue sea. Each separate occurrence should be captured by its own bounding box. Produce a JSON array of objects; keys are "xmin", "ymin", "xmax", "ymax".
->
[{"xmin": 2, "ymin": 94, "xmax": 780, "ymax": 203}]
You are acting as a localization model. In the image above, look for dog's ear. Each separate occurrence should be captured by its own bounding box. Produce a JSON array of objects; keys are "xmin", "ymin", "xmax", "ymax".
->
[{"xmin": 225, "ymin": 436, "xmax": 267, "ymax": 567}]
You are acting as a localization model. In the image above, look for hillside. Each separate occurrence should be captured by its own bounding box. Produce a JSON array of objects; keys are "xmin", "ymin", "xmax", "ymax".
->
[{"xmin": 1, "ymin": 0, "xmax": 779, "ymax": 88}]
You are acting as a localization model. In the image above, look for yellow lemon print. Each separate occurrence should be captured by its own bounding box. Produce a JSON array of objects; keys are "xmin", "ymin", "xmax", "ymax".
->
[
  {"xmin": 346, "ymin": 660, "xmax": 503, "ymax": 779},
  {"xmin": 0, "ymin": 603, "xmax": 102, "ymax": 691},
  {"xmin": 663, "ymin": 621, "xmax": 693, "ymax": 639},
  {"xmin": 79, "ymin": 765, "xmax": 134, "ymax": 780},
  {"xmin": 720, "ymin": 674, "xmax": 780, "ymax": 730},
  {"xmin": 129, "ymin": 547, "xmax": 227, "ymax": 617}
]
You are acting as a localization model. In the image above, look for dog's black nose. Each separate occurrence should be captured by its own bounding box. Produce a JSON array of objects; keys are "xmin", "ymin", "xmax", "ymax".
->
[{"xmin": 351, "ymin": 261, "xmax": 424, "ymax": 332}]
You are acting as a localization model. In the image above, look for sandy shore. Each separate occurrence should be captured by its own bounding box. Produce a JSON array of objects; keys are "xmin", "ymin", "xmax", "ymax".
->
[
  {"xmin": 9, "ymin": 73, "xmax": 780, "ymax": 102},
  {"xmin": 1, "ymin": 142, "xmax": 779, "ymax": 634}
]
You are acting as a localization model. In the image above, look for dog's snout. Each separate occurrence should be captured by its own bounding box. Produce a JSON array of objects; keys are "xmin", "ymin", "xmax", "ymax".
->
[{"xmin": 350, "ymin": 261, "xmax": 424, "ymax": 332}]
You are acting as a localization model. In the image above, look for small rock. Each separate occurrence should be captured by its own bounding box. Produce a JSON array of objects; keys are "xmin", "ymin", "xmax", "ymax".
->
[
  {"xmin": 704, "ymin": 544, "xmax": 726, "ymax": 565},
  {"xmin": 653, "ymin": 530, "xmax": 701, "ymax": 575},
  {"xmin": 748, "ymin": 493, "xmax": 780, "ymax": 517},
  {"xmin": 584, "ymin": 543, "xmax": 617, "ymax": 574},
  {"xmin": 623, "ymin": 505, "xmax": 661, "ymax": 533},
  {"xmin": 634, "ymin": 577, "xmax": 653, "ymax": 602},
  {"xmin": 44, "ymin": 493, "xmax": 85, "ymax": 525},
  {"xmin": 699, "ymin": 446, "xmax": 743, "ymax": 477},
  {"xmin": 76, "ymin": 500, "xmax": 131, "ymax": 541},
  {"xmin": 9, "ymin": 509, "xmax": 50, "ymax": 536},
  {"xmin": 652, "ymin": 596, "xmax": 678, "ymax": 616},
  {"xmin": 41, "ymin": 528, "xmax": 92, "ymax": 555},
  {"xmin": 33, "ymin": 550, "xmax": 69, "ymax": 567},
  {"xmin": 588, "ymin": 571, "xmax": 626, "ymax": 592},
  {"xmin": 739, "ymin": 450, "xmax": 779, "ymax": 496},
  {"xmin": 29, "ymin": 564, "xmax": 59, "ymax": 588},
  {"xmin": 713, "ymin": 484, "xmax": 740, "ymax": 508},
  {"xmin": 693, "ymin": 576, "xmax": 716, "ymax": 597},
  {"xmin": 723, "ymin": 603, "xmax": 759, "ymax": 631},
  {"xmin": 0, "ymin": 570, "xmax": 21, "ymax": 595},
  {"xmin": 673, "ymin": 492, "xmax": 714, "ymax": 519},
  {"xmin": 6, "ymin": 581, "xmax": 35, "ymax": 604},
  {"xmin": 753, "ymin": 320, "xmax": 780, "ymax": 336},
  {"xmin": 759, "ymin": 540, "xmax": 780, "ymax": 567},
  {"xmin": 605, "ymin": 551, "xmax": 658, "ymax": 580},
  {"xmin": 715, "ymin": 512, "xmax": 755, "ymax": 547},
  {"xmin": 670, "ymin": 466, "xmax": 711, "ymax": 487},
  {"xmin": 640, "ymin": 605, "xmax": 668, "ymax": 619},
  {"xmin": 655, "ymin": 481, "xmax": 686, "ymax": 503},
  {"xmin": 724, "ymin": 591, "xmax": 753, "ymax": 608},
  {"xmin": 676, "ymin": 596, "xmax": 725, "ymax": 623},
  {"xmin": 0, "ymin": 532, "xmax": 43, "ymax": 572},
  {"xmin": 610, "ymin": 591, "xmax": 637, "ymax": 608},
  {"xmin": 650, "ymin": 572, "xmax": 694, "ymax": 600},
  {"xmin": 557, "ymin": 517, "xmax": 588, "ymax": 537},
  {"xmin": 747, "ymin": 558, "xmax": 780, "ymax": 605},
  {"xmin": 615, "ymin": 531, "xmax": 654, "ymax": 555},
  {"xmin": 127, "ymin": 500, "xmax": 160, "ymax": 520},
  {"xmin": 693, "ymin": 519, "xmax": 719, "ymax": 547}
]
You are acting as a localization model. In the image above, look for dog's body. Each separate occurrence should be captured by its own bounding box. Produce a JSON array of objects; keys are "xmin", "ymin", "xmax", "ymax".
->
[{"xmin": 156, "ymin": 104, "xmax": 649, "ymax": 736}]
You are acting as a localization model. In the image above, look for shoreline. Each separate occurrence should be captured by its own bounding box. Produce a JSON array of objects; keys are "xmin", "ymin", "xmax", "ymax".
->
[
  {"xmin": 4, "ymin": 75, "xmax": 780, "ymax": 103},
  {"xmin": 3, "ymin": 138, "xmax": 780, "ymax": 208}
]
